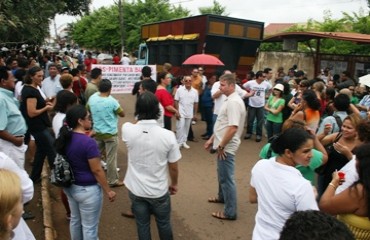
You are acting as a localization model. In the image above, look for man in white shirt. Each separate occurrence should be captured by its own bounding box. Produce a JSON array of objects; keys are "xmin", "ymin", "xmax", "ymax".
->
[
  {"xmin": 122, "ymin": 92, "xmax": 181, "ymax": 240},
  {"xmin": 175, "ymin": 76, "xmax": 199, "ymax": 149},
  {"xmin": 120, "ymin": 52, "xmax": 131, "ymax": 65},
  {"xmin": 41, "ymin": 64, "xmax": 62, "ymax": 99},
  {"xmin": 243, "ymin": 70, "xmax": 272, "ymax": 142},
  {"xmin": 204, "ymin": 73, "xmax": 246, "ymax": 220}
]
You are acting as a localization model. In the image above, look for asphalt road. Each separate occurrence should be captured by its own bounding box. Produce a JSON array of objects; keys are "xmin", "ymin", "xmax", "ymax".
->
[{"xmin": 27, "ymin": 93, "xmax": 265, "ymax": 240}]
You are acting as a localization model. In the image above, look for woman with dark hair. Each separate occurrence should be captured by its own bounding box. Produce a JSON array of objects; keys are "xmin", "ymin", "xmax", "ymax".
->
[
  {"xmin": 289, "ymin": 89, "xmax": 321, "ymax": 132},
  {"xmin": 320, "ymin": 143, "xmax": 370, "ymax": 239},
  {"xmin": 336, "ymin": 119, "xmax": 370, "ymax": 193},
  {"xmin": 264, "ymin": 83, "xmax": 285, "ymax": 141},
  {"xmin": 318, "ymin": 114, "xmax": 362, "ymax": 198},
  {"xmin": 155, "ymin": 72, "xmax": 179, "ymax": 130},
  {"xmin": 56, "ymin": 105, "xmax": 116, "ymax": 239},
  {"xmin": 281, "ymin": 81, "xmax": 293, "ymax": 122},
  {"xmin": 288, "ymin": 79, "xmax": 310, "ymax": 111},
  {"xmin": 259, "ymin": 119, "xmax": 328, "ymax": 185},
  {"xmin": 20, "ymin": 66, "xmax": 55, "ymax": 182},
  {"xmin": 249, "ymin": 128, "xmax": 318, "ymax": 240},
  {"xmin": 52, "ymin": 90, "xmax": 78, "ymax": 220}
]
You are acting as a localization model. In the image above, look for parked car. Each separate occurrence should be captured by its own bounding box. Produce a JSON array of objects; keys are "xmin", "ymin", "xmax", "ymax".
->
[{"xmin": 97, "ymin": 53, "xmax": 113, "ymax": 64}]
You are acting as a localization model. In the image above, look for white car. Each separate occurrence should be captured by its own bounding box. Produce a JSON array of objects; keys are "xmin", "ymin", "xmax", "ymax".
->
[{"xmin": 97, "ymin": 53, "xmax": 113, "ymax": 64}]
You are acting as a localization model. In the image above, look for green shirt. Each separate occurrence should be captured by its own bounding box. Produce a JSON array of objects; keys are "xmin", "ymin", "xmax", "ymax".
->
[
  {"xmin": 259, "ymin": 143, "xmax": 323, "ymax": 185},
  {"xmin": 266, "ymin": 96, "xmax": 285, "ymax": 123}
]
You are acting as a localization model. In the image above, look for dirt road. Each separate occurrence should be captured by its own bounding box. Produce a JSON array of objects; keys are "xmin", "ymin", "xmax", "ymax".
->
[{"xmin": 27, "ymin": 94, "xmax": 264, "ymax": 240}]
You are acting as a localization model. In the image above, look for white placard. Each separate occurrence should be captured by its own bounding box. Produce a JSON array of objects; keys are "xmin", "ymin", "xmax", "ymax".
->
[{"xmin": 91, "ymin": 64, "xmax": 157, "ymax": 94}]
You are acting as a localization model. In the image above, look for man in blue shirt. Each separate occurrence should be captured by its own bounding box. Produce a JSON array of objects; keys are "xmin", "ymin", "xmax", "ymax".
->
[
  {"xmin": 0, "ymin": 66, "xmax": 28, "ymax": 168},
  {"xmin": 87, "ymin": 79, "xmax": 125, "ymax": 187}
]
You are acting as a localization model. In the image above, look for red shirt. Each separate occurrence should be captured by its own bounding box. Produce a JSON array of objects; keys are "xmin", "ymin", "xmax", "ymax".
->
[
  {"xmin": 113, "ymin": 56, "xmax": 120, "ymax": 64},
  {"xmin": 155, "ymin": 88, "xmax": 174, "ymax": 117},
  {"xmin": 72, "ymin": 77, "xmax": 87, "ymax": 97},
  {"xmin": 84, "ymin": 58, "xmax": 97, "ymax": 72}
]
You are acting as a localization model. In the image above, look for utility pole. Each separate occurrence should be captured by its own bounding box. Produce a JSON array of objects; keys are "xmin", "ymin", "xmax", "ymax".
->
[{"xmin": 118, "ymin": 0, "xmax": 125, "ymax": 56}]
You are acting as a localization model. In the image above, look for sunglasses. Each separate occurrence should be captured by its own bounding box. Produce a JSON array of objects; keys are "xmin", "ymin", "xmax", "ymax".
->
[{"xmin": 184, "ymin": 79, "xmax": 192, "ymax": 83}]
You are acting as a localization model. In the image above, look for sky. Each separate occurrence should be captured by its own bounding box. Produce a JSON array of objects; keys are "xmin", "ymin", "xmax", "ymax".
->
[{"xmin": 54, "ymin": 0, "xmax": 369, "ymax": 31}]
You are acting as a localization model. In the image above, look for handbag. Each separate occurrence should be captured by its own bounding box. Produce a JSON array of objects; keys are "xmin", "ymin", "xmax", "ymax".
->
[
  {"xmin": 315, "ymin": 132, "xmax": 342, "ymax": 175},
  {"xmin": 50, "ymin": 154, "xmax": 75, "ymax": 187}
]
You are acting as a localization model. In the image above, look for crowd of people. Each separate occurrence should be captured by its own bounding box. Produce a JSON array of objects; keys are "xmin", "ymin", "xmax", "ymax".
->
[{"xmin": 1, "ymin": 49, "xmax": 370, "ymax": 240}]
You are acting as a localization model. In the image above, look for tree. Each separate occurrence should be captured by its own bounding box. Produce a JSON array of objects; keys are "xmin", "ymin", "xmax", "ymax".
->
[
  {"xmin": 198, "ymin": 0, "xmax": 228, "ymax": 15},
  {"xmin": 0, "ymin": 0, "xmax": 91, "ymax": 46},
  {"xmin": 70, "ymin": 0, "xmax": 190, "ymax": 52}
]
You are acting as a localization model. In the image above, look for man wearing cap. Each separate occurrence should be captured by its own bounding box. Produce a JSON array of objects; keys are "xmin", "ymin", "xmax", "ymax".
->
[{"xmin": 120, "ymin": 52, "xmax": 131, "ymax": 65}]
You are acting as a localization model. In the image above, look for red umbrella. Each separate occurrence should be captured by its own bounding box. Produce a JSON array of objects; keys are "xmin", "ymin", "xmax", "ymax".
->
[{"xmin": 182, "ymin": 53, "xmax": 224, "ymax": 66}]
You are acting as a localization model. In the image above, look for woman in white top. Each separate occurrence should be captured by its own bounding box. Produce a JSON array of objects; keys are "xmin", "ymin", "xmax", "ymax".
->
[{"xmin": 249, "ymin": 128, "xmax": 318, "ymax": 240}]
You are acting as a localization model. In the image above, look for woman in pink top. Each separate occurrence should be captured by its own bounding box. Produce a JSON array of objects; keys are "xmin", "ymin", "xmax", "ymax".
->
[{"xmin": 155, "ymin": 72, "xmax": 179, "ymax": 130}]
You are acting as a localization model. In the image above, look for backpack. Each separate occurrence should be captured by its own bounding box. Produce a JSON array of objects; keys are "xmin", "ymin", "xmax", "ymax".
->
[{"xmin": 50, "ymin": 154, "xmax": 75, "ymax": 187}]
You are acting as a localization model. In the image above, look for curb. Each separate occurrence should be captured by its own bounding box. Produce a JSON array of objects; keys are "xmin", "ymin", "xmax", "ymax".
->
[{"xmin": 41, "ymin": 163, "xmax": 56, "ymax": 240}]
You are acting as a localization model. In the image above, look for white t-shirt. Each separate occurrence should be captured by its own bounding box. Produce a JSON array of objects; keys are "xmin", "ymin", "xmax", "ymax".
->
[
  {"xmin": 336, "ymin": 156, "xmax": 358, "ymax": 194},
  {"xmin": 52, "ymin": 112, "xmax": 66, "ymax": 137},
  {"xmin": 122, "ymin": 120, "xmax": 181, "ymax": 198},
  {"xmin": 211, "ymin": 81, "xmax": 247, "ymax": 115},
  {"xmin": 251, "ymin": 158, "xmax": 318, "ymax": 240},
  {"xmin": 243, "ymin": 80, "xmax": 271, "ymax": 108},
  {"xmin": 120, "ymin": 56, "xmax": 131, "ymax": 65},
  {"xmin": 213, "ymin": 92, "xmax": 246, "ymax": 155},
  {"xmin": 174, "ymin": 86, "xmax": 198, "ymax": 118}
]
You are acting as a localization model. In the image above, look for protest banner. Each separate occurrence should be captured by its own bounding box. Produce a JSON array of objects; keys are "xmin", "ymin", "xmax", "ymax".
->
[{"xmin": 92, "ymin": 64, "xmax": 156, "ymax": 94}]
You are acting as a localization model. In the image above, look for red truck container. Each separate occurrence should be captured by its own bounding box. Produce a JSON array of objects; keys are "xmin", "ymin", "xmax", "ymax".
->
[{"xmin": 136, "ymin": 14, "xmax": 264, "ymax": 78}]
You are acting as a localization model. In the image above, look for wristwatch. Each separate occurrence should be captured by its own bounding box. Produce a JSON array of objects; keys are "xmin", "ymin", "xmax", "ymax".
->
[{"xmin": 218, "ymin": 145, "xmax": 224, "ymax": 150}]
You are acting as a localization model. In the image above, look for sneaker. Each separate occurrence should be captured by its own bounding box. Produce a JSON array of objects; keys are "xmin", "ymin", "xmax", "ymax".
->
[
  {"xmin": 182, "ymin": 142, "xmax": 190, "ymax": 149},
  {"xmin": 256, "ymin": 136, "xmax": 262, "ymax": 142},
  {"xmin": 116, "ymin": 168, "xmax": 120, "ymax": 172},
  {"xmin": 244, "ymin": 134, "xmax": 252, "ymax": 139},
  {"xmin": 192, "ymin": 121, "xmax": 196, "ymax": 125}
]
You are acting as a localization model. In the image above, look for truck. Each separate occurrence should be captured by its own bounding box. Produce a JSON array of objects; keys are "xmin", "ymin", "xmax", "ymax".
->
[{"xmin": 136, "ymin": 14, "xmax": 264, "ymax": 78}]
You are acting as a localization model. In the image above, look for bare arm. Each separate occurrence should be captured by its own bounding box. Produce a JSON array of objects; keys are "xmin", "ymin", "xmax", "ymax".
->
[
  {"xmin": 193, "ymin": 103, "xmax": 198, "ymax": 120},
  {"xmin": 0, "ymin": 130, "xmax": 24, "ymax": 147},
  {"xmin": 249, "ymin": 186, "xmax": 258, "ymax": 204},
  {"xmin": 168, "ymin": 162, "xmax": 178, "ymax": 195},
  {"xmin": 27, "ymin": 98, "xmax": 53, "ymax": 118},
  {"xmin": 212, "ymin": 90, "xmax": 222, "ymax": 100},
  {"xmin": 319, "ymin": 172, "xmax": 360, "ymax": 215},
  {"xmin": 88, "ymin": 157, "xmax": 116, "ymax": 202}
]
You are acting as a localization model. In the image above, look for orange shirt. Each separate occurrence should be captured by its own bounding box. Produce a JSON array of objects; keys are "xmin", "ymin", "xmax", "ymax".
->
[{"xmin": 191, "ymin": 75, "xmax": 203, "ymax": 95}]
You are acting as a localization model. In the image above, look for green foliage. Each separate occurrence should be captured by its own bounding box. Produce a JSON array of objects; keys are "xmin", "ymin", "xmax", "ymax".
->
[
  {"xmin": 0, "ymin": 0, "xmax": 90, "ymax": 45},
  {"xmin": 198, "ymin": 0, "xmax": 228, "ymax": 16},
  {"xmin": 70, "ymin": 0, "xmax": 190, "ymax": 52},
  {"xmin": 263, "ymin": 10, "xmax": 370, "ymax": 55}
]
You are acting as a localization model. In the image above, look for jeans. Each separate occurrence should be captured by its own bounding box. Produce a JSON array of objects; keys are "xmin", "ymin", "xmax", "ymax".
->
[
  {"xmin": 64, "ymin": 184, "xmax": 103, "ymax": 240},
  {"xmin": 176, "ymin": 118, "xmax": 191, "ymax": 145},
  {"xmin": 96, "ymin": 136, "xmax": 119, "ymax": 185},
  {"xmin": 247, "ymin": 107, "xmax": 264, "ymax": 137},
  {"xmin": 129, "ymin": 191, "xmax": 173, "ymax": 240},
  {"xmin": 217, "ymin": 152, "xmax": 237, "ymax": 219},
  {"xmin": 265, "ymin": 120, "xmax": 282, "ymax": 142},
  {"xmin": 30, "ymin": 128, "xmax": 56, "ymax": 182}
]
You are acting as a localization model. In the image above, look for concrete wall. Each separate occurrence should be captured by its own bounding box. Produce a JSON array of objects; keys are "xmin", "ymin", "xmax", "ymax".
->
[{"xmin": 253, "ymin": 51, "xmax": 315, "ymax": 78}]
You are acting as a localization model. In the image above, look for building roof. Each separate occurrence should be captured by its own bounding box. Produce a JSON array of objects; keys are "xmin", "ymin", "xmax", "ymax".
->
[
  {"xmin": 264, "ymin": 31, "xmax": 370, "ymax": 44},
  {"xmin": 264, "ymin": 23, "xmax": 296, "ymax": 36}
]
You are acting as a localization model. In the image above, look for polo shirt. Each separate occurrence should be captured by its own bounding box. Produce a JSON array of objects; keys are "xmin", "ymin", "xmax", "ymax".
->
[
  {"xmin": 0, "ymin": 88, "xmax": 27, "ymax": 135},
  {"xmin": 87, "ymin": 93, "xmax": 123, "ymax": 137},
  {"xmin": 213, "ymin": 91, "xmax": 246, "ymax": 155},
  {"xmin": 122, "ymin": 120, "xmax": 181, "ymax": 198}
]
